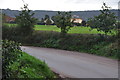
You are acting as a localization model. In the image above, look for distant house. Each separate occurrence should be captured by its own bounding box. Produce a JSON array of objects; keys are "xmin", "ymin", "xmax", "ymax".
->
[
  {"xmin": 44, "ymin": 18, "xmax": 54, "ymax": 25},
  {"xmin": 71, "ymin": 18, "xmax": 82, "ymax": 23},
  {"xmin": 5, "ymin": 15, "xmax": 16, "ymax": 23},
  {"xmin": 71, "ymin": 15, "xmax": 82, "ymax": 23},
  {"xmin": 44, "ymin": 19, "xmax": 54, "ymax": 23}
]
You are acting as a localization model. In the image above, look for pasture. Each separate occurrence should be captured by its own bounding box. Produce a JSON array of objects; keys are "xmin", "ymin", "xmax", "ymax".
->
[
  {"xmin": 4, "ymin": 23, "xmax": 116, "ymax": 35},
  {"xmin": 34, "ymin": 25, "xmax": 105, "ymax": 34}
]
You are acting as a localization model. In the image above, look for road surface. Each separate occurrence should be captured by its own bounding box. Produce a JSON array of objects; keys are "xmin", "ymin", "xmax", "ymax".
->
[{"xmin": 21, "ymin": 46, "xmax": 118, "ymax": 78}]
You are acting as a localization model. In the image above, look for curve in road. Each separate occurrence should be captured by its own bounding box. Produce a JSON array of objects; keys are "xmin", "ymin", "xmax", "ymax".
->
[{"xmin": 21, "ymin": 46, "xmax": 118, "ymax": 78}]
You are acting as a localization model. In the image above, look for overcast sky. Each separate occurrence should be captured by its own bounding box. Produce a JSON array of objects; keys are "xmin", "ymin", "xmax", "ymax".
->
[{"xmin": 0, "ymin": 0, "xmax": 119, "ymax": 11}]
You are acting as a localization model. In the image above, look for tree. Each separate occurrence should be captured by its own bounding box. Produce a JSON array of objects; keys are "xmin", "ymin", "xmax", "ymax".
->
[
  {"xmin": 15, "ymin": 4, "xmax": 37, "ymax": 36},
  {"xmin": 81, "ymin": 20, "xmax": 86, "ymax": 26},
  {"xmin": 87, "ymin": 3, "xmax": 117, "ymax": 34},
  {"xmin": 44, "ymin": 15, "xmax": 50, "ymax": 20},
  {"xmin": 40, "ymin": 18, "xmax": 45, "ymax": 25},
  {"xmin": 116, "ymin": 21, "xmax": 120, "ymax": 40},
  {"xmin": 53, "ymin": 11, "xmax": 73, "ymax": 36}
]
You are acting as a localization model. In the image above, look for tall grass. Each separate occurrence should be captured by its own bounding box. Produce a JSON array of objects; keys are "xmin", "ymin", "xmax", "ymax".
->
[{"xmin": 9, "ymin": 51, "xmax": 56, "ymax": 78}]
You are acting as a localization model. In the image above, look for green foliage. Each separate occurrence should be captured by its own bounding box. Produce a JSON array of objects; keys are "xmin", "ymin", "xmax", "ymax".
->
[
  {"xmin": 2, "ymin": 40, "xmax": 22, "ymax": 78},
  {"xmin": 2, "ymin": 25, "xmax": 26, "ymax": 43},
  {"xmin": 116, "ymin": 21, "xmax": 120, "ymax": 39},
  {"xmin": 40, "ymin": 18, "xmax": 45, "ymax": 24},
  {"xmin": 2, "ymin": 40, "xmax": 56, "ymax": 78},
  {"xmin": 96, "ymin": 42, "xmax": 119, "ymax": 59},
  {"xmin": 8, "ymin": 52, "xmax": 55, "ymax": 78},
  {"xmin": 87, "ymin": 3, "xmax": 117, "ymax": 34},
  {"xmin": 53, "ymin": 11, "xmax": 74, "ymax": 36},
  {"xmin": 15, "ymin": 4, "xmax": 37, "ymax": 36},
  {"xmin": 17, "ymin": 31, "xmax": 118, "ymax": 59},
  {"xmin": 81, "ymin": 20, "xmax": 86, "ymax": 26},
  {"xmin": 44, "ymin": 15, "xmax": 50, "ymax": 20},
  {"xmin": 43, "ymin": 39, "xmax": 60, "ymax": 48}
]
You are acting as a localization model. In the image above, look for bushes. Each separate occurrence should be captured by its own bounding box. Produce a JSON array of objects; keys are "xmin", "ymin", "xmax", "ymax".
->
[
  {"xmin": 2, "ymin": 40, "xmax": 22, "ymax": 78},
  {"xmin": 31, "ymin": 31, "xmax": 119, "ymax": 59},
  {"xmin": 2, "ymin": 40, "xmax": 56, "ymax": 79},
  {"xmin": 97, "ymin": 42, "xmax": 119, "ymax": 59},
  {"xmin": 20, "ymin": 31, "xmax": 118, "ymax": 59},
  {"xmin": 2, "ymin": 25, "xmax": 20, "ymax": 42},
  {"xmin": 42, "ymin": 39, "xmax": 60, "ymax": 48},
  {"xmin": 2, "ymin": 25, "xmax": 28, "ymax": 43}
]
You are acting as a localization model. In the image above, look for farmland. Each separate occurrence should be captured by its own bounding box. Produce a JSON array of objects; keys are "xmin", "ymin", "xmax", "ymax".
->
[
  {"xmin": 5, "ymin": 23, "xmax": 106, "ymax": 34},
  {"xmin": 35, "ymin": 25, "xmax": 105, "ymax": 34}
]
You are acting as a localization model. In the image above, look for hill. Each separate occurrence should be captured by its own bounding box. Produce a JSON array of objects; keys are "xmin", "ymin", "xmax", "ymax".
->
[{"xmin": 2, "ymin": 9, "xmax": 118, "ymax": 21}]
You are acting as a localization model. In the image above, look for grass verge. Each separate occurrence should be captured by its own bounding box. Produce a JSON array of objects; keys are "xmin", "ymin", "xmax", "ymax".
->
[{"xmin": 8, "ymin": 51, "xmax": 56, "ymax": 78}]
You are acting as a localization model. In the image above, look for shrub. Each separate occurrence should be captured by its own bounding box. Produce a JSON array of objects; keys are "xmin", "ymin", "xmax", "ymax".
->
[
  {"xmin": 2, "ymin": 40, "xmax": 56, "ymax": 78},
  {"xmin": 42, "ymin": 39, "xmax": 60, "ymax": 48},
  {"xmin": 97, "ymin": 42, "xmax": 119, "ymax": 59},
  {"xmin": 8, "ymin": 52, "xmax": 55, "ymax": 78},
  {"xmin": 2, "ymin": 40, "xmax": 22, "ymax": 78}
]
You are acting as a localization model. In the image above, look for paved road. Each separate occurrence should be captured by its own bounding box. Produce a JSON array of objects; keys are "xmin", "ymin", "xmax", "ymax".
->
[{"xmin": 21, "ymin": 46, "xmax": 118, "ymax": 78}]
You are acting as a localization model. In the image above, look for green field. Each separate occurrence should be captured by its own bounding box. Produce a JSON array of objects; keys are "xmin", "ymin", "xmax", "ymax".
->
[
  {"xmin": 4, "ymin": 23, "xmax": 116, "ymax": 35},
  {"xmin": 35, "ymin": 25, "xmax": 61, "ymax": 32},
  {"xmin": 35, "ymin": 25, "xmax": 105, "ymax": 34}
]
